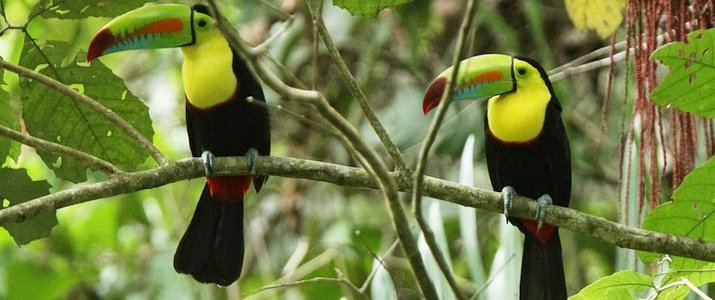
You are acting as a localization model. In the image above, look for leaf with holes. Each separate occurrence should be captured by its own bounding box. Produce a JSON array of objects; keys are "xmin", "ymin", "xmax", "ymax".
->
[
  {"xmin": 0, "ymin": 63, "xmax": 21, "ymax": 164},
  {"xmin": 0, "ymin": 168, "xmax": 55, "ymax": 245},
  {"xmin": 19, "ymin": 40, "xmax": 153, "ymax": 182},
  {"xmin": 565, "ymin": 0, "xmax": 626, "ymax": 39},
  {"xmin": 333, "ymin": 0, "xmax": 411, "ymax": 17},
  {"xmin": 651, "ymin": 28, "xmax": 715, "ymax": 118},
  {"xmin": 571, "ymin": 270, "xmax": 652, "ymax": 299},
  {"xmin": 31, "ymin": 0, "xmax": 151, "ymax": 19}
]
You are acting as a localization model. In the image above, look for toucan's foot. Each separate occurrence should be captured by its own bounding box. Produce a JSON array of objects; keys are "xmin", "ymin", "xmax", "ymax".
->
[
  {"xmin": 201, "ymin": 150, "xmax": 216, "ymax": 176},
  {"xmin": 245, "ymin": 148, "xmax": 259, "ymax": 175},
  {"xmin": 535, "ymin": 194, "xmax": 553, "ymax": 231},
  {"xmin": 501, "ymin": 186, "xmax": 516, "ymax": 223}
]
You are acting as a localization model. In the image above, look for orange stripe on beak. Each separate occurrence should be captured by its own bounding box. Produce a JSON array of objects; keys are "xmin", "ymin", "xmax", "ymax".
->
[
  {"xmin": 466, "ymin": 70, "xmax": 503, "ymax": 85},
  {"xmin": 133, "ymin": 18, "xmax": 184, "ymax": 36}
]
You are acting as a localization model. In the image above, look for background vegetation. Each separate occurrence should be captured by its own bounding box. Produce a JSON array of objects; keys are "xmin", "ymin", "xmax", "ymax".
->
[{"xmin": 1, "ymin": 0, "xmax": 714, "ymax": 299}]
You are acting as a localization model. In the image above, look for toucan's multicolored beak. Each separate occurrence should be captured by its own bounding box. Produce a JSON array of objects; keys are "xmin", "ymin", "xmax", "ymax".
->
[
  {"xmin": 87, "ymin": 4, "xmax": 197, "ymax": 62},
  {"xmin": 422, "ymin": 54, "xmax": 516, "ymax": 114}
]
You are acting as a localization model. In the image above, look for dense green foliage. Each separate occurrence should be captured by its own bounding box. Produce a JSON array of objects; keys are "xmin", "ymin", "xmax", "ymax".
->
[{"xmin": 1, "ymin": 0, "xmax": 714, "ymax": 299}]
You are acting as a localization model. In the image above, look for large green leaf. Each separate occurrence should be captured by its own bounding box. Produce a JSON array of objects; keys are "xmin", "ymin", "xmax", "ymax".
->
[
  {"xmin": 31, "ymin": 0, "xmax": 151, "ymax": 19},
  {"xmin": 0, "ymin": 168, "xmax": 54, "ymax": 245},
  {"xmin": 672, "ymin": 155, "xmax": 715, "ymax": 202},
  {"xmin": 0, "ymin": 64, "xmax": 20, "ymax": 164},
  {"xmin": 333, "ymin": 0, "xmax": 412, "ymax": 17},
  {"xmin": 20, "ymin": 40, "xmax": 153, "ymax": 182},
  {"xmin": 651, "ymin": 28, "xmax": 715, "ymax": 118},
  {"xmin": 570, "ymin": 270, "xmax": 652, "ymax": 299},
  {"xmin": 639, "ymin": 156, "xmax": 715, "ymax": 264},
  {"xmin": 639, "ymin": 200, "xmax": 715, "ymax": 266}
]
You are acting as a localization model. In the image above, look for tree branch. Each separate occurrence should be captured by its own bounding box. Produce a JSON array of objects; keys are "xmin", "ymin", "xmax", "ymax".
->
[
  {"xmin": 0, "ymin": 124, "xmax": 121, "ymax": 174},
  {"xmin": 0, "ymin": 58, "xmax": 169, "ymax": 166},
  {"xmin": 1, "ymin": 155, "xmax": 715, "ymax": 264},
  {"xmin": 306, "ymin": 0, "xmax": 407, "ymax": 172},
  {"xmin": 204, "ymin": 2, "xmax": 437, "ymax": 297},
  {"xmin": 411, "ymin": 0, "xmax": 478, "ymax": 298}
]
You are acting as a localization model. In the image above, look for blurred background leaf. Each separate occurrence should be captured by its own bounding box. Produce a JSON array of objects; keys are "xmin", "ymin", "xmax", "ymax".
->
[
  {"xmin": 31, "ymin": 0, "xmax": 152, "ymax": 19},
  {"xmin": 333, "ymin": 0, "xmax": 411, "ymax": 17},
  {"xmin": 565, "ymin": 0, "xmax": 626, "ymax": 39}
]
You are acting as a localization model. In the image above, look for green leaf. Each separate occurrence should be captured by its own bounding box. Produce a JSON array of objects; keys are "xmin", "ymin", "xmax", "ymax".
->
[
  {"xmin": 333, "ymin": 0, "xmax": 412, "ymax": 17},
  {"xmin": 565, "ymin": 0, "xmax": 626, "ymax": 39},
  {"xmin": 570, "ymin": 270, "xmax": 652, "ymax": 300},
  {"xmin": 658, "ymin": 261, "xmax": 715, "ymax": 299},
  {"xmin": 19, "ymin": 40, "xmax": 153, "ymax": 182},
  {"xmin": 31, "ymin": 0, "xmax": 151, "ymax": 19},
  {"xmin": 640, "ymin": 200, "xmax": 715, "ymax": 266},
  {"xmin": 394, "ymin": 0, "xmax": 431, "ymax": 68},
  {"xmin": 0, "ymin": 168, "xmax": 55, "ymax": 245},
  {"xmin": 672, "ymin": 155, "xmax": 715, "ymax": 202},
  {"xmin": 0, "ymin": 63, "xmax": 20, "ymax": 164},
  {"xmin": 640, "ymin": 156, "xmax": 715, "ymax": 264},
  {"xmin": 651, "ymin": 28, "xmax": 715, "ymax": 118}
]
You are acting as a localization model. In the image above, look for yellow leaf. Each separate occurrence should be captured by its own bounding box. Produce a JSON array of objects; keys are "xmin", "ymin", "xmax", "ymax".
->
[{"xmin": 565, "ymin": 0, "xmax": 626, "ymax": 39}]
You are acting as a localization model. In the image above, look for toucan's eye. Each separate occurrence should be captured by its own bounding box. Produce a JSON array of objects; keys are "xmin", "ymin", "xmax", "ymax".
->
[
  {"xmin": 517, "ymin": 67, "xmax": 527, "ymax": 76},
  {"xmin": 198, "ymin": 19, "xmax": 208, "ymax": 28}
]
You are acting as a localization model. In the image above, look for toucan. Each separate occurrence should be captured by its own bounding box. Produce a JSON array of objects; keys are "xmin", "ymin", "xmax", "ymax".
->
[
  {"xmin": 422, "ymin": 54, "xmax": 570, "ymax": 299},
  {"xmin": 87, "ymin": 4, "xmax": 271, "ymax": 286}
]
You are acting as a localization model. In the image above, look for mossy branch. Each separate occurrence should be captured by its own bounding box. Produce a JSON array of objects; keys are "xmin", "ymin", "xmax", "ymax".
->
[{"xmin": 0, "ymin": 155, "xmax": 714, "ymax": 264}]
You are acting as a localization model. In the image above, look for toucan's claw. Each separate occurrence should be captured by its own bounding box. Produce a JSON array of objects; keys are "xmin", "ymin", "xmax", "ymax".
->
[
  {"xmin": 246, "ymin": 148, "xmax": 259, "ymax": 175},
  {"xmin": 201, "ymin": 150, "xmax": 216, "ymax": 176},
  {"xmin": 536, "ymin": 194, "xmax": 553, "ymax": 231},
  {"xmin": 501, "ymin": 186, "xmax": 516, "ymax": 223}
]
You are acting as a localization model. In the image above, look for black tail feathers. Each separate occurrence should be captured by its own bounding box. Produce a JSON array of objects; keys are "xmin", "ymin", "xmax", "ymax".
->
[
  {"xmin": 520, "ymin": 231, "xmax": 566, "ymax": 300},
  {"xmin": 174, "ymin": 185, "xmax": 245, "ymax": 286}
]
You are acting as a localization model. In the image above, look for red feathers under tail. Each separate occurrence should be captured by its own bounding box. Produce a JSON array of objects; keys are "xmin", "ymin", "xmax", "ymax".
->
[{"xmin": 206, "ymin": 175, "xmax": 252, "ymax": 202}]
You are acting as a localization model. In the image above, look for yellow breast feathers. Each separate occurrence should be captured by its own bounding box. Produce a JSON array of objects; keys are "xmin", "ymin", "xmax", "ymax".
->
[
  {"xmin": 487, "ymin": 77, "xmax": 551, "ymax": 143},
  {"xmin": 181, "ymin": 31, "xmax": 237, "ymax": 109}
]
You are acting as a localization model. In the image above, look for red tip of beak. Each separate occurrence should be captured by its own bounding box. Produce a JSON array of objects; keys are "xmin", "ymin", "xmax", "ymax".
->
[
  {"xmin": 87, "ymin": 28, "xmax": 115, "ymax": 62},
  {"xmin": 423, "ymin": 76, "xmax": 447, "ymax": 114}
]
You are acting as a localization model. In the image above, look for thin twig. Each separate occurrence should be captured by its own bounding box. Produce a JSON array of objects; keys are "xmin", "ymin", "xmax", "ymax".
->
[
  {"xmin": 306, "ymin": 0, "xmax": 407, "ymax": 172},
  {"xmin": 548, "ymin": 39, "xmax": 629, "ymax": 75},
  {"xmin": 549, "ymin": 49, "xmax": 629, "ymax": 82},
  {"xmin": 359, "ymin": 239, "xmax": 400, "ymax": 293},
  {"xmin": 0, "ymin": 59, "xmax": 169, "ymax": 166},
  {"xmin": 410, "ymin": 0, "xmax": 479, "ymax": 299},
  {"xmin": 246, "ymin": 96, "xmax": 340, "ymax": 138},
  {"xmin": 471, "ymin": 254, "xmax": 517, "ymax": 299},
  {"xmin": 650, "ymin": 278, "xmax": 712, "ymax": 300},
  {"xmin": 247, "ymin": 276, "xmax": 365, "ymax": 299},
  {"xmin": 253, "ymin": 16, "xmax": 294, "ymax": 54},
  {"xmin": 0, "ymin": 124, "xmax": 121, "ymax": 174}
]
